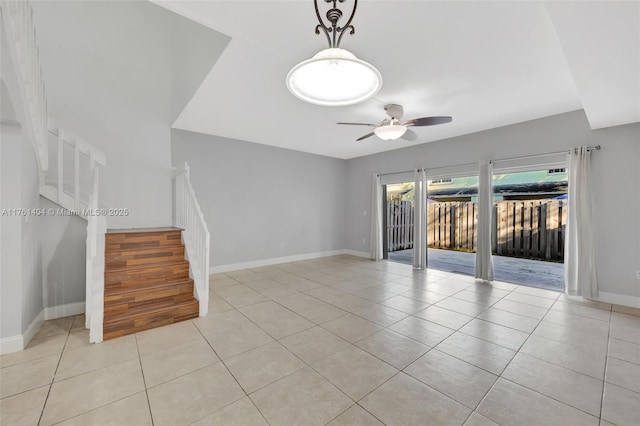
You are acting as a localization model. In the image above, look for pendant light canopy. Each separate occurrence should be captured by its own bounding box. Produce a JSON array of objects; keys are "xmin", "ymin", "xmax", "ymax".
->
[{"xmin": 286, "ymin": 0, "xmax": 382, "ymax": 106}]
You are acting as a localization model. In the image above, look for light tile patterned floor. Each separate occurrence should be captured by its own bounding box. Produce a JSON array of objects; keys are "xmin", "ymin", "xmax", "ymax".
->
[{"xmin": 1, "ymin": 255, "xmax": 639, "ymax": 425}]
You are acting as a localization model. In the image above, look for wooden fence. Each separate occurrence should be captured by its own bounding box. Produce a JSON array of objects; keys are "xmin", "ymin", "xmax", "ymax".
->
[
  {"xmin": 386, "ymin": 201, "xmax": 414, "ymax": 251},
  {"xmin": 387, "ymin": 200, "xmax": 567, "ymax": 262}
]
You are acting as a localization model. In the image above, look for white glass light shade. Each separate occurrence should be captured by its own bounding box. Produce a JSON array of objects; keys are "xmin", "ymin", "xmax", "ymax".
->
[
  {"xmin": 374, "ymin": 124, "xmax": 407, "ymax": 140},
  {"xmin": 286, "ymin": 48, "xmax": 382, "ymax": 106}
]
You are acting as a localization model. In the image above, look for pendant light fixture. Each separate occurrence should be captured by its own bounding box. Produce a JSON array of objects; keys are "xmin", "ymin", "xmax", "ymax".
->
[{"xmin": 286, "ymin": 0, "xmax": 382, "ymax": 106}]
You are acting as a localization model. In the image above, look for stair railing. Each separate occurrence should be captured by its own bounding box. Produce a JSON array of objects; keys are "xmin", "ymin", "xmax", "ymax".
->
[
  {"xmin": 85, "ymin": 166, "xmax": 106, "ymax": 343},
  {"xmin": 41, "ymin": 126, "xmax": 107, "ymax": 215},
  {"xmin": 1, "ymin": 0, "xmax": 48, "ymax": 170},
  {"xmin": 173, "ymin": 162, "xmax": 210, "ymax": 316}
]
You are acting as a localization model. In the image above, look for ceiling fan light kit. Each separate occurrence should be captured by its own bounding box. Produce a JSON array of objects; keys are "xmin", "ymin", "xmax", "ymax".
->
[
  {"xmin": 374, "ymin": 123, "xmax": 407, "ymax": 140},
  {"xmin": 286, "ymin": 0, "xmax": 382, "ymax": 106},
  {"xmin": 338, "ymin": 104, "xmax": 453, "ymax": 141}
]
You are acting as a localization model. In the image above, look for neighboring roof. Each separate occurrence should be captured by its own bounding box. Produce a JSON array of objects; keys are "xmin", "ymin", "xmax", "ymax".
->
[{"xmin": 389, "ymin": 170, "xmax": 568, "ymax": 199}]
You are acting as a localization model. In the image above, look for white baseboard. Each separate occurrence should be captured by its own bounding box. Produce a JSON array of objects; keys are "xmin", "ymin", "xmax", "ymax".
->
[
  {"xmin": 44, "ymin": 302, "xmax": 85, "ymax": 320},
  {"xmin": 210, "ymin": 249, "xmax": 365, "ymax": 274},
  {"xmin": 0, "ymin": 309, "xmax": 44, "ymax": 355},
  {"xmin": 1, "ymin": 302, "xmax": 85, "ymax": 355},
  {"xmin": 595, "ymin": 291, "xmax": 640, "ymax": 308},
  {"xmin": 0, "ymin": 335, "xmax": 24, "ymax": 355},
  {"xmin": 22, "ymin": 309, "xmax": 45, "ymax": 348},
  {"xmin": 342, "ymin": 250, "xmax": 370, "ymax": 259}
]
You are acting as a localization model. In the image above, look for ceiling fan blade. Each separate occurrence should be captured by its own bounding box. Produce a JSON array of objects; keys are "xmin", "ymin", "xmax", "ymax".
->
[
  {"xmin": 405, "ymin": 116, "xmax": 452, "ymax": 127},
  {"xmin": 337, "ymin": 122, "xmax": 377, "ymax": 126},
  {"xmin": 401, "ymin": 129, "xmax": 418, "ymax": 141},
  {"xmin": 356, "ymin": 132, "xmax": 375, "ymax": 141}
]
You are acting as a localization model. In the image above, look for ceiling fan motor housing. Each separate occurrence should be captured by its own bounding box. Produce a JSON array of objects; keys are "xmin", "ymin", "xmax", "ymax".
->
[{"xmin": 384, "ymin": 104, "xmax": 404, "ymax": 120}]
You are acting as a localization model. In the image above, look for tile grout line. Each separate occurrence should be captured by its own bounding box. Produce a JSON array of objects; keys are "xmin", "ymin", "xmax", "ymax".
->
[
  {"xmin": 399, "ymin": 283, "xmax": 522, "ymax": 420},
  {"xmin": 20, "ymin": 258, "xmax": 637, "ymax": 425},
  {"xmin": 36, "ymin": 321, "xmax": 74, "ymax": 426},
  {"xmin": 477, "ymin": 292, "xmax": 608, "ymax": 422},
  {"xmin": 134, "ymin": 334, "xmax": 156, "ymax": 426},
  {"xmin": 462, "ymin": 289, "xmax": 558, "ymax": 425},
  {"xmin": 190, "ymin": 318, "xmax": 271, "ymax": 425},
  {"xmin": 598, "ymin": 305, "xmax": 614, "ymax": 422},
  {"xmin": 212, "ymin": 276, "xmax": 404, "ymax": 424}
]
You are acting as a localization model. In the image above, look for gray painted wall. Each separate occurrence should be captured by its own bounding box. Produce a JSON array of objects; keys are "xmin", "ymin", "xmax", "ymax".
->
[
  {"xmin": 1, "ymin": 122, "xmax": 25, "ymax": 340},
  {"xmin": 171, "ymin": 15, "xmax": 230, "ymax": 121},
  {"xmin": 171, "ymin": 111, "xmax": 639, "ymax": 300},
  {"xmin": 346, "ymin": 110, "xmax": 640, "ymax": 299},
  {"xmin": 171, "ymin": 129, "xmax": 348, "ymax": 267},
  {"xmin": 39, "ymin": 197, "xmax": 87, "ymax": 308},
  {"xmin": 0, "ymin": 121, "xmax": 43, "ymax": 339},
  {"xmin": 21, "ymin": 125, "xmax": 44, "ymax": 334},
  {"xmin": 1, "ymin": 26, "xmax": 43, "ymax": 341}
]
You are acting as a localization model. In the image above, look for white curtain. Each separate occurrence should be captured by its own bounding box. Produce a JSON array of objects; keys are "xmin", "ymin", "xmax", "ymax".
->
[
  {"xmin": 413, "ymin": 169, "xmax": 427, "ymax": 269},
  {"xmin": 475, "ymin": 160, "xmax": 494, "ymax": 281},
  {"xmin": 565, "ymin": 147, "xmax": 598, "ymax": 298},
  {"xmin": 370, "ymin": 174, "xmax": 384, "ymax": 260}
]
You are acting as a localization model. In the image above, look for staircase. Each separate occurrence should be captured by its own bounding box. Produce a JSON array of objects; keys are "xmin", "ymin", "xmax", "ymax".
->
[
  {"xmin": 103, "ymin": 228, "xmax": 200, "ymax": 340},
  {"xmin": 2, "ymin": 0, "xmax": 210, "ymax": 343}
]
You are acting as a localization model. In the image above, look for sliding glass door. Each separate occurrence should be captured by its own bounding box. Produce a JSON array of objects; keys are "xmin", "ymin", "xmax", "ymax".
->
[
  {"xmin": 425, "ymin": 175, "xmax": 479, "ymax": 275},
  {"xmin": 375, "ymin": 157, "xmax": 567, "ymax": 292},
  {"xmin": 490, "ymin": 167, "xmax": 567, "ymax": 290},
  {"xmin": 383, "ymin": 182, "xmax": 415, "ymax": 265}
]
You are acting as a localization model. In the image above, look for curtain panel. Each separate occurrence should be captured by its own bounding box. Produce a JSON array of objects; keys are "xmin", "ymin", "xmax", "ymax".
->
[
  {"xmin": 413, "ymin": 169, "xmax": 427, "ymax": 270},
  {"xmin": 475, "ymin": 160, "xmax": 494, "ymax": 281},
  {"xmin": 370, "ymin": 174, "xmax": 384, "ymax": 260},
  {"xmin": 564, "ymin": 147, "xmax": 598, "ymax": 298}
]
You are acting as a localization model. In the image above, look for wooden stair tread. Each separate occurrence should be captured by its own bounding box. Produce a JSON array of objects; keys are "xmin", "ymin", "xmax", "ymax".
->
[
  {"xmin": 102, "ymin": 299, "xmax": 199, "ymax": 340},
  {"xmin": 106, "ymin": 227, "xmax": 182, "ymax": 234},
  {"xmin": 104, "ymin": 298, "xmax": 198, "ymax": 325},
  {"xmin": 105, "ymin": 278, "xmax": 193, "ymax": 297},
  {"xmin": 105, "ymin": 246, "xmax": 186, "ymax": 269},
  {"xmin": 105, "ymin": 259, "xmax": 189, "ymax": 274},
  {"xmin": 106, "ymin": 245, "xmax": 185, "ymax": 256},
  {"xmin": 102, "ymin": 227, "xmax": 199, "ymax": 340},
  {"xmin": 104, "ymin": 291, "xmax": 196, "ymax": 318},
  {"xmin": 105, "ymin": 229, "xmax": 184, "ymax": 251}
]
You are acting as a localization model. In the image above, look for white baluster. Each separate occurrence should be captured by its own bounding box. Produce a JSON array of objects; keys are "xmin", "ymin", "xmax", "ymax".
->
[{"xmin": 171, "ymin": 163, "xmax": 210, "ymax": 316}]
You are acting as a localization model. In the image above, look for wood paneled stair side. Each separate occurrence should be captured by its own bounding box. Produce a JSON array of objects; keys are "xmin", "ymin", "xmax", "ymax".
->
[{"xmin": 103, "ymin": 228, "xmax": 199, "ymax": 340}]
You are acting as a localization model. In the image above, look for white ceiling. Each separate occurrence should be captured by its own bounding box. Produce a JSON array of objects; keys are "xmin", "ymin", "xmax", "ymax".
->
[{"xmin": 153, "ymin": 0, "xmax": 640, "ymax": 159}]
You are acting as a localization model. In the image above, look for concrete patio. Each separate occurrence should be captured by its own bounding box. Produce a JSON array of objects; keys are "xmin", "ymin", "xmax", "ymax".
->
[{"xmin": 388, "ymin": 248, "xmax": 564, "ymax": 291}]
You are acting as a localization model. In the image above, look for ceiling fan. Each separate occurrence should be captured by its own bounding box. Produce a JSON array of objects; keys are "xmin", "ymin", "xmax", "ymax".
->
[{"xmin": 338, "ymin": 104, "xmax": 452, "ymax": 141}]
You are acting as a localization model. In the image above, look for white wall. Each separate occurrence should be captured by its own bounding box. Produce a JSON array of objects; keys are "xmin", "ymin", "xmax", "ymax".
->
[
  {"xmin": 171, "ymin": 129, "xmax": 348, "ymax": 268},
  {"xmin": 1, "ymin": 26, "xmax": 44, "ymax": 349},
  {"xmin": 0, "ymin": 120, "xmax": 44, "ymax": 347},
  {"xmin": 1, "ymin": 120, "xmax": 25, "ymax": 341},
  {"xmin": 31, "ymin": 1, "xmax": 229, "ymax": 229},
  {"xmin": 171, "ymin": 111, "xmax": 639, "ymax": 303},
  {"xmin": 39, "ymin": 197, "xmax": 86, "ymax": 308},
  {"xmin": 346, "ymin": 110, "xmax": 640, "ymax": 300},
  {"xmin": 21, "ymin": 123, "xmax": 44, "ymax": 332},
  {"xmin": 170, "ymin": 14, "xmax": 230, "ymax": 121}
]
